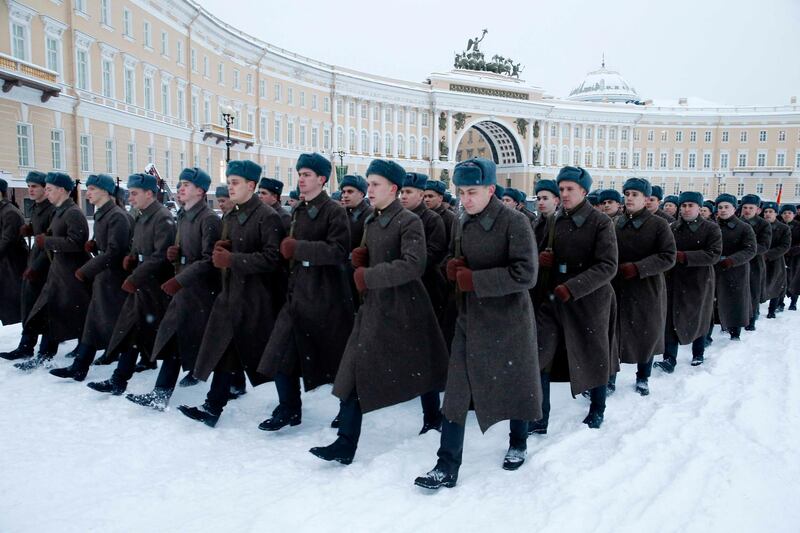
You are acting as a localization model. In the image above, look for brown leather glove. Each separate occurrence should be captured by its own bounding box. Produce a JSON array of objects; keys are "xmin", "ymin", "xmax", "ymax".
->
[
  {"xmin": 84, "ymin": 240, "xmax": 97, "ymax": 254},
  {"xmin": 75, "ymin": 269, "xmax": 87, "ymax": 282},
  {"xmin": 354, "ymin": 267, "xmax": 367, "ymax": 293},
  {"xmin": 446, "ymin": 258, "xmax": 466, "ymax": 282},
  {"xmin": 554, "ymin": 284, "xmax": 572, "ymax": 303},
  {"xmin": 280, "ymin": 237, "xmax": 297, "ymax": 260},
  {"xmin": 456, "ymin": 267, "xmax": 474, "ymax": 292},
  {"xmin": 212, "ymin": 245, "xmax": 233, "ymax": 269},
  {"xmin": 619, "ymin": 262, "xmax": 638, "ymax": 280},
  {"xmin": 539, "ymin": 251, "xmax": 555, "ymax": 269},
  {"xmin": 34, "ymin": 234, "xmax": 46, "ymax": 250},
  {"xmin": 166, "ymin": 245, "xmax": 181, "ymax": 262},
  {"xmin": 351, "ymin": 247, "xmax": 369, "ymax": 268},
  {"xmin": 161, "ymin": 277, "xmax": 182, "ymax": 296},
  {"xmin": 676, "ymin": 251, "xmax": 687, "ymax": 264},
  {"xmin": 214, "ymin": 240, "xmax": 232, "ymax": 251},
  {"xmin": 720, "ymin": 257, "xmax": 735, "ymax": 270},
  {"xmin": 121, "ymin": 279, "xmax": 136, "ymax": 294},
  {"xmin": 19, "ymin": 224, "xmax": 33, "ymax": 238}
]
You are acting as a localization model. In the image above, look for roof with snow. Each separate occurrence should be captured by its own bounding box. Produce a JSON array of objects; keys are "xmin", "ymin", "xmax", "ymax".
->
[{"xmin": 567, "ymin": 60, "xmax": 639, "ymax": 103}]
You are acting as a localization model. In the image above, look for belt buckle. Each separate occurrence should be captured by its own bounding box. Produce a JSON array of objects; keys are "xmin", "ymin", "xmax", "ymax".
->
[
  {"xmin": 138, "ymin": 254, "xmax": 144, "ymax": 262},
  {"xmin": 180, "ymin": 257, "xmax": 187, "ymax": 265},
  {"xmin": 301, "ymin": 261, "xmax": 310, "ymax": 267},
  {"xmin": 558, "ymin": 263, "xmax": 567, "ymax": 274}
]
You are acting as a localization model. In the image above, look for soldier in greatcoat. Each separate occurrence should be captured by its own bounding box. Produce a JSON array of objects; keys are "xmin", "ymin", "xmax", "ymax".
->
[
  {"xmin": 647, "ymin": 186, "xmax": 676, "ymax": 223},
  {"xmin": 0, "ymin": 178, "xmax": 27, "ymax": 331},
  {"xmin": 760, "ymin": 202, "xmax": 791, "ymax": 318},
  {"xmin": 781, "ymin": 205, "xmax": 800, "ymax": 310},
  {"xmin": 739, "ymin": 194, "xmax": 772, "ymax": 330}
]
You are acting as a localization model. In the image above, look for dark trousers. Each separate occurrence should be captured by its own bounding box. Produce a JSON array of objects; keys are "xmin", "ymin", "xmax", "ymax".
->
[
  {"xmin": 729, "ymin": 326, "xmax": 742, "ymax": 338},
  {"xmin": 337, "ymin": 391, "xmax": 363, "ymax": 448},
  {"xmin": 435, "ymin": 417, "xmax": 529, "ymax": 474},
  {"xmin": 111, "ymin": 348, "xmax": 139, "ymax": 385},
  {"xmin": 637, "ymin": 359, "xmax": 653, "ymax": 380},
  {"xmin": 275, "ymin": 372, "xmax": 302, "ymax": 411},
  {"xmin": 420, "ymin": 391, "xmax": 441, "ymax": 422},
  {"xmin": 664, "ymin": 332, "xmax": 705, "ymax": 361},
  {"xmin": 538, "ymin": 372, "xmax": 551, "ymax": 424},
  {"xmin": 154, "ymin": 353, "xmax": 182, "ymax": 390},
  {"xmin": 205, "ymin": 371, "xmax": 234, "ymax": 415},
  {"xmin": 73, "ymin": 343, "xmax": 97, "ymax": 370},
  {"xmin": 768, "ymin": 297, "xmax": 781, "ymax": 314}
]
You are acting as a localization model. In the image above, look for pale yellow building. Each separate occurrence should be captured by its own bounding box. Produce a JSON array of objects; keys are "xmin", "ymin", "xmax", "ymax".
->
[{"xmin": 1, "ymin": 0, "xmax": 799, "ymax": 208}]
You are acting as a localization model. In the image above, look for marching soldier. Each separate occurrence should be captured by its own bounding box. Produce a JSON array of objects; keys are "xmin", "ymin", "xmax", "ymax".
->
[
  {"xmin": 86, "ymin": 173, "xmax": 176, "ymax": 394},
  {"xmin": 782, "ymin": 205, "xmax": 800, "ymax": 310},
  {"xmin": 700, "ymin": 200, "xmax": 715, "ymax": 220},
  {"xmin": 287, "ymin": 188, "xmax": 300, "ymax": 211},
  {"xmin": 662, "ymin": 195, "xmax": 680, "ymax": 219},
  {"xmin": 761, "ymin": 202, "xmax": 791, "ymax": 318},
  {"xmin": 647, "ymin": 186, "xmax": 675, "ymax": 223},
  {"xmin": 609, "ymin": 178, "xmax": 676, "ymax": 396},
  {"xmin": 309, "ymin": 159, "xmax": 448, "ymax": 465},
  {"xmin": 49, "ymin": 174, "xmax": 132, "ymax": 381},
  {"xmin": 179, "ymin": 160, "xmax": 283, "ymax": 427},
  {"xmin": 713, "ymin": 193, "xmax": 757, "ymax": 341},
  {"xmin": 16, "ymin": 172, "xmax": 90, "ymax": 370},
  {"xmin": 1, "ymin": 171, "xmax": 55, "ymax": 361},
  {"xmin": 739, "ymin": 195, "xmax": 772, "ymax": 330},
  {"xmin": 599, "ymin": 189, "xmax": 623, "ymax": 218},
  {"xmin": 126, "ymin": 168, "xmax": 221, "ymax": 409},
  {"xmin": 413, "ymin": 157, "xmax": 541, "ymax": 489},
  {"xmin": 533, "ymin": 166, "xmax": 618, "ymax": 432},
  {"xmin": 0, "ymin": 177, "xmax": 27, "ymax": 330},
  {"xmin": 400, "ymin": 171, "xmax": 448, "ymax": 433},
  {"xmin": 215, "ymin": 185, "xmax": 233, "ymax": 215},
  {"xmin": 501, "ymin": 187, "xmax": 537, "ymax": 226},
  {"xmin": 533, "ymin": 180, "xmax": 560, "ymax": 246},
  {"xmin": 423, "ymin": 180, "xmax": 456, "ymax": 245},
  {"xmin": 257, "ymin": 153, "xmax": 354, "ymax": 432},
  {"xmin": 340, "ymin": 174, "xmax": 373, "ymax": 314},
  {"xmin": 656, "ymin": 191, "xmax": 722, "ymax": 371},
  {"xmin": 258, "ymin": 177, "xmax": 292, "ymax": 232}
]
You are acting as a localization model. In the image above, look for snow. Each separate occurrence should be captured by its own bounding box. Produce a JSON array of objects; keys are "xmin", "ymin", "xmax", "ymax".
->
[{"xmin": 2, "ymin": 302, "xmax": 800, "ymax": 533}]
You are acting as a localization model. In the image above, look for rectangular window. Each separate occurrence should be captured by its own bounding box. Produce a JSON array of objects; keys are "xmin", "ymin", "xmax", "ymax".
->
[
  {"xmin": 79, "ymin": 135, "xmax": 91, "ymax": 172},
  {"xmin": 690, "ymin": 131, "xmax": 697, "ymax": 143},
  {"xmin": 128, "ymin": 143, "xmax": 136, "ymax": 174},
  {"xmin": 176, "ymin": 41, "xmax": 184, "ymax": 65},
  {"xmin": 647, "ymin": 130, "xmax": 654, "ymax": 142},
  {"xmin": 633, "ymin": 130, "xmax": 640, "ymax": 142},
  {"xmin": 757, "ymin": 152, "xmax": 766, "ymax": 167},
  {"xmin": 574, "ymin": 125, "xmax": 581, "ymax": 138},
  {"xmin": 688, "ymin": 153, "xmax": 696, "ymax": 168},
  {"xmin": 144, "ymin": 77, "xmax": 153, "ymax": 110},
  {"xmin": 609, "ymin": 128, "xmax": 617, "ymax": 141},
  {"xmin": 76, "ymin": 0, "xmax": 86, "ymax": 13},
  {"xmin": 738, "ymin": 183, "xmax": 745, "ymax": 196},
  {"xmin": 164, "ymin": 151, "xmax": 171, "ymax": 180},
  {"xmin": 203, "ymin": 99, "xmax": 210, "ymax": 123},
  {"xmin": 778, "ymin": 130, "xmax": 786, "ymax": 142},
  {"xmin": 312, "ymin": 94, "xmax": 318, "ymax": 110},
  {"xmin": 191, "ymin": 94, "xmax": 198, "ymax": 124},
  {"xmin": 299, "ymin": 125, "xmax": 306, "ymax": 146},
  {"xmin": 323, "ymin": 129, "xmax": 331, "ymax": 150},
  {"xmin": 102, "ymin": 60, "xmax": 113, "ymax": 98},
  {"xmin": 274, "ymin": 119, "xmax": 281, "ymax": 145},
  {"xmin": 161, "ymin": 82, "xmax": 169, "ymax": 115},
  {"xmin": 324, "ymin": 97, "xmax": 330, "ymax": 113},
  {"xmin": 759, "ymin": 130, "xmax": 767, "ymax": 142},
  {"xmin": 287, "ymin": 122, "xmax": 294, "ymax": 145},
  {"xmin": 46, "ymin": 37, "xmax": 60, "ymax": 75},
  {"xmin": 722, "ymin": 131, "xmax": 729, "ymax": 143},
  {"xmin": 16, "ymin": 124, "xmax": 31, "ymax": 167},
  {"xmin": 160, "ymin": 32, "xmax": 168, "ymax": 56},
  {"xmin": 177, "ymin": 88, "xmax": 185, "ymax": 121},
  {"xmin": 621, "ymin": 129, "xmax": 628, "ymax": 141},
  {"xmin": 312, "ymin": 127, "xmax": 318, "ymax": 149},
  {"xmin": 704, "ymin": 131, "xmax": 712, "ymax": 143},
  {"xmin": 143, "ymin": 21, "xmax": 152, "ymax": 48},
  {"xmin": 274, "ymin": 83, "xmax": 281, "ymax": 102},
  {"xmin": 190, "ymin": 48, "xmax": 197, "ymax": 71},
  {"xmin": 259, "ymin": 80, "xmax": 266, "ymax": 98},
  {"xmin": 287, "ymin": 88, "xmax": 294, "ymax": 105},
  {"xmin": 703, "ymin": 153, "xmax": 711, "ymax": 169},
  {"xmin": 217, "ymin": 64, "xmax": 224, "ymax": 84},
  {"xmin": 259, "ymin": 115, "xmax": 267, "ymax": 141},
  {"xmin": 608, "ymin": 151, "xmax": 616, "ymax": 167},
  {"xmin": 105, "ymin": 140, "xmax": 114, "ymax": 173},
  {"xmin": 777, "ymin": 152, "xmax": 786, "ymax": 166},
  {"xmin": 274, "ymin": 164, "xmax": 280, "ymax": 179},
  {"xmin": 100, "ymin": 0, "xmax": 111, "ymax": 25},
  {"xmin": 632, "ymin": 152, "xmax": 640, "ymax": 168},
  {"xmin": 233, "ymin": 69, "xmax": 240, "ymax": 90},
  {"xmin": 422, "ymin": 112, "xmax": 429, "ymax": 127},
  {"xmin": 720, "ymin": 153, "xmax": 729, "ymax": 169},
  {"xmin": 738, "ymin": 152, "xmax": 748, "ymax": 167},
  {"xmin": 660, "ymin": 152, "xmax": 667, "ymax": 168},
  {"xmin": 76, "ymin": 49, "xmax": 89, "ymax": 90},
  {"xmin": 124, "ymin": 68, "xmax": 134, "ymax": 105},
  {"xmin": 646, "ymin": 152, "xmax": 654, "ymax": 168},
  {"xmin": 51, "ymin": 130, "xmax": 63, "ymax": 170},
  {"xmin": 741, "ymin": 131, "xmax": 748, "ymax": 142},
  {"xmin": 203, "ymin": 56, "xmax": 209, "ymax": 77},
  {"xmin": 674, "ymin": 153, "xmax": 683, "ymax": 168},
  {"xmin": 246, "ymin": 74, "xmax": 253, "ymax": 95},
  {"xmin": 620, "ymin": 152, "xmax": 628, "ymax": 167},
  {"xmin": 300, "ymin": 91, "xmax": 305, "ymax": 108},
  {"xmin": 12, "ymin": 23, "xmax": 27, "ymax": 61},
  {"xmin": 123, "ymin": 9, "xmax": 132, "ymax": 36}
]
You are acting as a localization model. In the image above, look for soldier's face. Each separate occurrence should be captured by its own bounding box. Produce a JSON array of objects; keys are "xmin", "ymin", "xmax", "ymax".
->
[
  {"xmin": 423, "ymin": 191, "xmax": 442, "ymax": 209},
  {"xmin": 536, "ymin": 191, "xmax": 559, "ymax": 215},
  {"xmin": 217, "ymin": 197, "xmax": 232, "ymax": 214},
  {"xmin": 178, "ymin": 181, "xmax": 204, "ymax": 207},
  {"xmin": 367, "ymin": 175, "xmax": 397, "ymax": 210},
  {"xmin": 400, "ymin": 187, "xmax": 424, "ymax": 210},
  {"xmin": 717, "ymin": 202, "xmax": 736, "ymax": 219},
  {"xmin": 86, "ymin": 185, "xmax": 110, "ymax": 207},
  {"xmin": 624, "ymin": 190, "xmax": 646, "ymax": 213},
  {"xmin": 297, "ymin": 169, "xmax": 325, "ymax": 195},
  {"xmin": 681, "ymin": 202, "xmax": 701, "ymax": 221},
  {"xmin": 128, "ymin": 188, "xmax": 154, "ymax": 210},
  {"xmin": 601, "ymin": 200, "xmax": 621, "ymax": 215},
  {"xmin": 782, "ymin": 211, "xmax": 795, "ymax": 223},
  {"xmin": 257, "ymin": 188, "xmax": 272, "ymax": 206},
  {"xmin": 228, "ymin": 176, "xmax": 255, "ymax": 205},
  {"xmin": 764, "ymin": 209, "xmax": 777, "ymax": 223},
  {"xmin": 646, "ymin": 196, "xmax": 660, "ymax": 212},
  {"xmin": 340, "ymin": 186, "xmax": 364, "ymax": 208},
  {"xmin": 459, "ymin": 185, "xmax": 493, "ymax": 215},
  {"xmin": 700, "ymin": 207, "xmax": 712, "ymax": 219},
  {"xmin": 741, "ymin": 204, "xmax": 759, "ymax": 219},
  {"xmin": 27, "ymin": 183, "xmax": 45, "ymax": 202},
  {"xmin": 559, "ymin": 182, "xmax": 586, "ymax": 210},
  {"xmin": 288, "ymin": 198, "xmax": 299, "ymax": 209},
  {"xmin": 501, "ymin": 197, "xmax": 518, "ymax": 208},
  {"xmin": 44, "ymin": 184, "xmax": 68, "ymax": 206},
  {"xmin": 663, "ymin": 203, "xmax": 678, "ymax": 217}
]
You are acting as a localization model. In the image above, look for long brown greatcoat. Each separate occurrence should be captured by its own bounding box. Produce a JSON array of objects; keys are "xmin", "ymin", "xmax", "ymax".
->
[
  {"xmin": 441, "ymin": 196, "xmax": 542, "ymax": 432},
  {"xmin": 258, "ymin": 191, "xmax": 354, "ymax": 391},
  {"xmin": 520, "ymin": 206, "xmax": 538, "ymax": 228},
  {"xmin": 0, "ymin": 199, "xmax": 27, "ymax": 325},
  {"xmin": 744, "ymin": 215, "xmax": 771, "ymax": 310},
  {"xmin": 763, "ymin": 219, "xmax": 791, "ymax": 301},
  {"xmin": 193, "ymin": 195, "xmax": 284, "ymax": 385},
  {"xmin": 25, "ymin": 199, "xmax": 90, "ymax": 342},
  {"xmin": 332, "ymin": 199, "xmax": 448, "ymax": 413},
  {"xmin": 150, "ymin": 202, "xmax": 221, "ymax": 370},
  {"xmin": 654, "ymin": 209, "xmax": 676, "ymax": 224},
  {"xmin": 77, "ymin": 201, "xmax": 132, "ymax": 349},
  {"xmin": 20, "ymin": 199, "xmax": 55, "ymax": 323},
  {"xmin": 536, "ymin": 199, "xmax": 619, "ymax": 395},
  {"xmin": 612, "ymin": 209, "xmax": 676, "ymax": 363},
  {"xmin": 434, "ymin": 203, "xmax": 458, "ymax": 350},
  {"xmin": 411, "ymin": 202, "xmax": 448, "ymax": 323},
  {"xmin": 786, "ymin": 219, "xmax": 800, "ymax": 295},
  {"xmin": 105, "ymin": 201, "xmax": 175, "ymax": 357},
  {"xmin": 433, "ymin": 203, "xmax": 456, "ymax": 248},
  {"xmin": 666, "ymin": 217, "xmax": 722, "ymax": 344},
  {"xmin": 269, "ymin": 199, "xmax": 292, "ymax": 233},
  {"xmin": 714, "ymin": 216, "xmax": 757, "ymax": 329},
  {"xmin": 345, "ymin": 199, "xmax": 374, "ymax": 310}
]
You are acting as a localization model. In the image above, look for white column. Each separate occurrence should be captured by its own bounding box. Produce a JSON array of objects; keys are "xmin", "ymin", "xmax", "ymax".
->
[
  {"xmin": 569, "ymin": 123, "xmax": 576, "ymax": 166},
  {"xmin": 416, "ymin": 108, "xmax": 423, "ymax": 160},
  {"xmin": 616, "ymin": 125, "xmax": 622, "ymax": 169},
  {"xmin": 380, "ymin": 103, "xmax": 387, "ymax": 157},
  {"xmin": 604, "ymin": 125, "xmax": 610, "ymax": 170},
  {"xmin": 432, "ymin": 109, "xmax": 440, "ymax": 161},
  {"xmin": 446, "ymin": 111, "xmax": 454, "ymax": 163},
  {"xmin": 355, "ymin": 99, "xmax": 363, "ymax": 154},
  {"xmin": 593, "ymin": 123, "xmax": 599, "ymax": 168},
  {"xmin": 627, "ymin": 126, "xmax": 634, "ymax": 169},
  {"xmin": 529, "ymin": 119, "xmax": 536, "ymax": 165},
  {"xmin": 404, "ymin": 106, "xmax": 411, "ymax": 158},
  {"xmin": 343, "ymin": 96, "xmax": 351, "ymax": 153},
  {"xmin": 369, "ymin": 102, "xmax": 376, "ymax": 154},
  {"xmin": 557, "ymin": 121, "xmax": 564, "ymax": 165},
  {"xmin": 392, "ymin": 106, "xmax": 399, "ymax": 158}
]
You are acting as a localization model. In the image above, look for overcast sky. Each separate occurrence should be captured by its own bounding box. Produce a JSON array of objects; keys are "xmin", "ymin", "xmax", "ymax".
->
[{"xmin": 198, "ymin": 0, "xmax": 799, "ymax": 106}]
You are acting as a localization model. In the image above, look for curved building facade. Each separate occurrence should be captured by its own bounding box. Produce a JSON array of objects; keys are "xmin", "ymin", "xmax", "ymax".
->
[{"xmin": 1, "ymin": 0, "xmax": 799, "ymax": 205}]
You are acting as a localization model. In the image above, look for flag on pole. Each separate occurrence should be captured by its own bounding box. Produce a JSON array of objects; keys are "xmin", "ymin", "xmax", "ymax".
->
[{"xmin": 777, "ymin": 183, "xmax": 783, "ymax": 204}]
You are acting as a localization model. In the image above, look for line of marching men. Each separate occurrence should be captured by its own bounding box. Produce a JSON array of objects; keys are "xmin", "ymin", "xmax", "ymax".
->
[{"xmin": 1, "ymin": 156, "xmax": 798, "ymax": 491}]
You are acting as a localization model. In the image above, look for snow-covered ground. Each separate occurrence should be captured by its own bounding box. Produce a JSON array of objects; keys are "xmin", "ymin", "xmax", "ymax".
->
[{"xmin": 2, "ymin": 302, "xmax": 799, "ymax": 533}]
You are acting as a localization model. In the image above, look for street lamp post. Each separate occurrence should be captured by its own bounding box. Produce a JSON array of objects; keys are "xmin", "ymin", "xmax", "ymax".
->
[
  {"xmin": 220, "ymin": 104, "xmax": 235, "ymax": 163},
  {"xmin": 332, "ymin": 149, "xmax": 347, "ymax": 188}
]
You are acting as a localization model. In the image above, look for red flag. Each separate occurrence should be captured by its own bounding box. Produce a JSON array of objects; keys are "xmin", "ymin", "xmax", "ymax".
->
[{"xmin": 777, "ymin": 183, "xmax": 783, "ymax": 204}]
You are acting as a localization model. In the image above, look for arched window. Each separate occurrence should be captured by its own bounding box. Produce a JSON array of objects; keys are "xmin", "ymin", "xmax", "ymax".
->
[
  {"xmin": 385, "ymin": 133, "xmax": 393, "ymax": 155},
  {"xmin": 409, "ymin": 136, "xmax": 417, "ymax": 158},
  {"xmin": 398, "ymin": 134, "xmax": 405, "ymax": 157},
  {"xmin": 336, "ymin": 127, "xmax": 344, "ymax": 150},
  {"xmin": 349, "ymin": 128, "xmax": 356, "ymax": 151},
  {"xmin": 360, "ymin": 130, "xmax": 368, "ymax": 153},
  {"xmin": 573, "ymin": 149, "xmax": 581, "ymax": 166},
  {"xmin": 373, "ymin": 132, "xmax": 380, "ymax": 154},
  {"xmin": 421, "ymin": 137, "xmax": 429, "ymax": 159}
]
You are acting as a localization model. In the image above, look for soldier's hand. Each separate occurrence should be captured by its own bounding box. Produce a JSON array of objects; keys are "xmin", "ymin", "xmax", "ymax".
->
[
  {"xmin": 122, "ymin": 255, "xmax": 139, "ymax": 272},
  {"xmin": 354, "ymin": 266, "xmax": 367, "ymax": 293},
  {"xmin": 351, "ymin": 247, "xmax": 369, "ymax": 268},
  {"xmin": 280, "ymin": 237, "xmax": 297, "ymax": 260},
  {"xmin": 619, "ymin": 262, "xmax": 638, "ymax": 280},
  {"xmin": 74, "ymin": 269, "xmax": 87, "ymax": 282},
  {"xmin": 554, "ymin": 284, "xmax": 571, "ymax": 303},
  {"xmin": 212, "ymin": 246, "xmax": 233, "ymax": 269},
  {"xmin": 121, "ymin": 279, "xmax": 137, "ymax": 294},
  {"xmin": 22, "ymin": 268, "xmax": 40, "ymax": 283},
  {"xmin": 84, "ymin": 240, "xmax": 97, "ymax": 254},
  {"xmin": 214, "ymin": 240, "xmax": 232, "ymax": 251},
  {"xmin": 34, "ymin": 234, "xmax": 47, "ymax": 250},
  {"xmin": 719, "ymin": 257, "xmax": 735, "ymax": 270},
  {"xmin": 456, "ymin": 267, "xmax": 474, "ymax": 292},
  {"xmin": 676, "ymin": 251, "xmax": 687, "ymax": 264},
  {"xmin": 19, "ymin": 224, "xmax": 33, "ymax": 237},
  {"xmin": 161, "ymin": 277, "xmax": 182, "ymax": 296},
  {"xmin": 538, "ymin": 251, "xmax": 555, "ymax": 268},
  {"xmin": 166, "ymin": 245, "xmax": 181, "ymax": 262},
  {"xmin": 446, "ymin": 258, "xmax": 466, "ymax": 281}
]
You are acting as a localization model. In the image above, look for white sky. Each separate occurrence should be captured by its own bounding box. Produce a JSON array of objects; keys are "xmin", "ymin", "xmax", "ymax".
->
[{"xmin": 197, "ymin": 0, "xmax": 800, "ymax": 106}]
